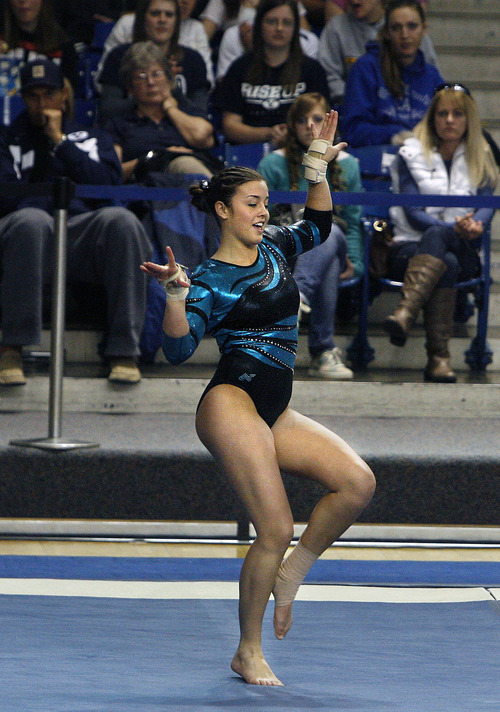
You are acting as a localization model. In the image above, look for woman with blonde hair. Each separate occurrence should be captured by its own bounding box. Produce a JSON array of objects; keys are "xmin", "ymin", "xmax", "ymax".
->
[{"xmin": 383, "ymin": 82, "xmax": 498, "ymax": 382}]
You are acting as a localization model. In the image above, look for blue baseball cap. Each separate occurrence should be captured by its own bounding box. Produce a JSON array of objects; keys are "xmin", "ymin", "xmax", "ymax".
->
[{"xmin": 20, "ymin": 58, "xmax": 64, "ymax": 91}]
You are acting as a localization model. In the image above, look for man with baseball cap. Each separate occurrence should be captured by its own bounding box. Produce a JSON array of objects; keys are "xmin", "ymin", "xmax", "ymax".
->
[{"xmin": 0, "ymin": 58, "xmax": 152, "ymax": 385}]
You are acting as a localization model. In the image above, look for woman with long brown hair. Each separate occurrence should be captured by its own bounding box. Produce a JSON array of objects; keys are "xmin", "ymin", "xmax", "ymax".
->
[
  {"xmin": 341, "ymin": 0, "xmax": 443, "ymax": 147},
  {"xmin": 216, "ymin": 0, "xmax": 329, "ymax": 145},
  {"xmin": 0, "ymin": 0, "xmax": 78, "ymax": 93}
]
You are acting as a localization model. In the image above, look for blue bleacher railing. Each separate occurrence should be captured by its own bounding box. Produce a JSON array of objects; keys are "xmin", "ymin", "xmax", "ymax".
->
[
  {"xmin": 3, "ymin": 180, "xmax": 499, "ymax": 451},
  {"xmin": 2, "ymin": 181, "xmax": 499, "ymax": 377},
  {"xmin": 73, "ymin": 183, "xmax": 500, "ymax": 372}
]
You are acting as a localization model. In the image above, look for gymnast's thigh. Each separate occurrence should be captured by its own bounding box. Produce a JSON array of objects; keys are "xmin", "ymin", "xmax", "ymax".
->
[
  {"xmin": 271, "ymin": 408, "xmax": 374, "ymax": 493},
  {"xmin": 195, "ymin": 383, "xmax": 292, "ymax": 529}
]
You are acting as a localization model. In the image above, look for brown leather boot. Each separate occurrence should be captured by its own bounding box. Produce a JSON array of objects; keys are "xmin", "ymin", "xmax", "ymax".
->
[
  {"xmin": 423, "ymin": 288, "xmax": 457, "ymax": 383},
  {"xmin": 383, "ymin": 254, "xmax": 447, "ymax": 346}
]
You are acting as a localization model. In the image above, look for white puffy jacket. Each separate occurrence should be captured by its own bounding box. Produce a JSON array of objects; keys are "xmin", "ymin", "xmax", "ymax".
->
[{"xmin": 390, "ymin": 137, "xmax": 473, "ymax": 243}]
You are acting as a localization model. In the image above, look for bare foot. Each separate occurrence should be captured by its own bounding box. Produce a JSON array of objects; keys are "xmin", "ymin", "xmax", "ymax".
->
[
  {"xmin": 231, "ymin": 649, "xmax": 284, "ymax": 686},
  {"xmin": 273, "ymin": 602, "xmax": 293, "ymax": 640}
]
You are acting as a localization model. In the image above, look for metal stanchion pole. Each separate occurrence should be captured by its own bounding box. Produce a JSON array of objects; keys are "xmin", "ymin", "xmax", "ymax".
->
[{"xmin": 10, "ymin": 177, "xmax": 99, "ymax": 451}]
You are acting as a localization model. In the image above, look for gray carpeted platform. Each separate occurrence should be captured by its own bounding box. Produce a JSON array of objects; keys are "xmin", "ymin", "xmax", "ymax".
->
[{"xmin": 1, "ymin": 411, "xmax": 499, "ymax": 526}]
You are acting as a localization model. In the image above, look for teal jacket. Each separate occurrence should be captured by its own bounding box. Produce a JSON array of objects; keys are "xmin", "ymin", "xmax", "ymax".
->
[{"xmin": 258, "ymin": 149, "xmax": 364, "ymax": 277}]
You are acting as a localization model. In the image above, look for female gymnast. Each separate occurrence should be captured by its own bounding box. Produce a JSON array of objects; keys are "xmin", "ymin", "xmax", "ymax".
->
[{"xmin": 140, "ymin": 110, "xmax": 375, "ymax": 687}]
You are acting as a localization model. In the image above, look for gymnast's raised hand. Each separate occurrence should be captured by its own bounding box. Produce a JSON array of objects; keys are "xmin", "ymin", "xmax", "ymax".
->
[{"xmin": 140, "ymin": 246, "xmax": 190, "ymax": 290}]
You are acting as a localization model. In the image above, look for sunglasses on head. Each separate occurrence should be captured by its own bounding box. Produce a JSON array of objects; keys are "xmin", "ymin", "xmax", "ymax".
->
[{"xmin": 435, "ymin": 82, "xmax": 471, "ymax": 96}]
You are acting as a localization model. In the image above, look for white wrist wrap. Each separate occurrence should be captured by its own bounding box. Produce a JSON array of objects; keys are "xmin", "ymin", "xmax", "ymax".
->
[
  {"xmin": 159, "ymin": 263, "xmax": 190, "ymax": 301},
  {"xmin": 302, "ymin": 153, "xmax": 328, "ymax": 183},
  {"xmin": 308, "ymin": 138, "xmax": 330, "ymax": 156}
]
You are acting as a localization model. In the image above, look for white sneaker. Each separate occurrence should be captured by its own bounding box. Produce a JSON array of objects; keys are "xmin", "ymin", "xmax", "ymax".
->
[
  {"xmin": 298, "ymin": 293, "xmax": 311, "ymax": 324},
  {"xmin": 308, "ymin": 347, "xmax": 353, "ymax": 380}
]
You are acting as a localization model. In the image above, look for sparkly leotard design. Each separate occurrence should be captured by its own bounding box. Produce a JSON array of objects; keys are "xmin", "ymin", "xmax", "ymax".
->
[{"xmin": 162, "ymin": 218, "xmax": 321, "ymax": 371}]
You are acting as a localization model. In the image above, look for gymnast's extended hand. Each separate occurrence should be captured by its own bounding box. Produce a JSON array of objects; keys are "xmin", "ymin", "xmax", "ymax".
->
[
  {"xmin": 140, "ymin": 246, "xmax": 190, "ymax": 289},
  {"xmin": 308, "ymin": 110, "xmax": 347, "ymax": 164}
]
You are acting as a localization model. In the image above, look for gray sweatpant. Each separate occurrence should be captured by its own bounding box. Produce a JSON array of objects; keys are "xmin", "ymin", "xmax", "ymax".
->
[{"xmin": 0, "ymin": 206, "xmax": 152, "ymax": 358}]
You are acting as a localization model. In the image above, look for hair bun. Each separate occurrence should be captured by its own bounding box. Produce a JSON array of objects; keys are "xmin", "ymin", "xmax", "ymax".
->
[{"xmin": 188, "ymin": 180, "xmax": 211, "ymax": 213}]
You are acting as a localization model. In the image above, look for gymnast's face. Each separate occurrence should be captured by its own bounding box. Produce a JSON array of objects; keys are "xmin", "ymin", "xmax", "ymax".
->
[{"xmin": 216, "ymin": 181, "xmax": 270, "ymax": 246}]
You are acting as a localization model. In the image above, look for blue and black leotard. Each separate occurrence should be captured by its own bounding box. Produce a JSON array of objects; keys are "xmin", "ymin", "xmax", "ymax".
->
[{"xmin": 162, "ymin": 207, "xmax": 332, "ymax": 426}]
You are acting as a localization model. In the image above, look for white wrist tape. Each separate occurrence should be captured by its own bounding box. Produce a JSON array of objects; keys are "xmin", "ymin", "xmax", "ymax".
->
[
  {"xmin": 302, "ymin": 153, "xmax": 328, "ymax": 183},
  {"xmin": 308, "ymin": 138, "xmax": 330, "ymax": 156},
  {"xmin": 159, "ymin": 263, "xmax": 190, "ymax": 301}
]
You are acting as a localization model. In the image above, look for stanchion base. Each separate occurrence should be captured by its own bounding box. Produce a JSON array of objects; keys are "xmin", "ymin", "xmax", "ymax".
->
[{"xmin": 9, "ymin": 437, "xmax": 99, "ymax": 451}]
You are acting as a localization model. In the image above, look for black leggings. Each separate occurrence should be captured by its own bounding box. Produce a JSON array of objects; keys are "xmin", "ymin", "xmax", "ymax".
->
[
  {"xmin": 388, "ymin": 225, "xmax": 481, "ymax": 287},
  {"xmin": 198, "ymin": 351, "xmax": 293, "ymax": 428}
]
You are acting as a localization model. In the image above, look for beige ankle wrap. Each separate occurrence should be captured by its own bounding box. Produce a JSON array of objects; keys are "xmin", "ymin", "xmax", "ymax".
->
[{"xmin": 273, "ymin": 540, "xmax": 319, "ymax": 607}]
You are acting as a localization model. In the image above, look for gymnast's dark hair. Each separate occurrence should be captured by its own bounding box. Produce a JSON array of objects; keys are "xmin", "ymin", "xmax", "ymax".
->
[{"xmin": 189, "ymin": 166, "xmax": 264, "ymax": 218}]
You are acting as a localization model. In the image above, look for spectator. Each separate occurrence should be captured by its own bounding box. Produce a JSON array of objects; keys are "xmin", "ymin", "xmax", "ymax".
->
[
  {"xmin": 98, "ymin": 0, "xmax": 210, "ymax": 121},
  {"xmin": 258, "ymin": 91, "xmax": 362, "ymax": 379},
  {"xmin": 319, "ymin": 0, "xmax": 437, "ymax": 106},
  {"xmin": 51, "ymin": 0, "xmax": 129, "ymax": 46},
  {"xmin": 0, "ymin": 59, "xmax": 152, "ymax": 386},
  {"xmin": 200, "ymin": 0, "xmax": 312, "ymax": 45},
  {"xmin": 0, "ymin": 0, "xmax": 79, "ymax": 95},
  {"xmin": 200, "ymin": 0, "xmax": 263, "ymax": 41},
  {"xmin": 383, "ymin": 82, "xmax": 498, "ymax": 382},
  {"xmin": 325, "ymin": 0, "xmax": 427, "ymax": 18},
  {"xmin": 97, "ymin": 0, "xmax": 215, "ymax": 87},
  {"xmin": 215, "ymin": 0, "xmax": 329, "ymax": 145},
  {"xmin": 215, "ymin": 6, "xmax": 319, "ymax": 80},
  {"xmin": 301, "ymin": 0, "xmax": 341, "ymax": 32},
  {"xmin": 325, "ymin": 0, "xmax": 345, "ymax": 18},
  {"xmin": 106, "ymin": 41, "xmax": 217, "ymax": 181},
  {"xmin": 341, "ymin": 0, "xmax": 442, "ymax": 147}
]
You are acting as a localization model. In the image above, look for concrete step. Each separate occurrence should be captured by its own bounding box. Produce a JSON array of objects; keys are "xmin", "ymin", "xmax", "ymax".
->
[
  {"xmin": 2, "ymin": 374, "xmax": 500, "ymax": 417},
  {"xmin": 428, "ymin": 13, "xmax": 500, "ymax": 49},
  {"xmin": 430, "ymin": 0, "xmax": 500, "ymax": 13},
  {"xmin": 436, "ymin": 51, "xmax": 500, "ymax": 84},
  {"xmin": 340, "ymin": 331, "xmax": 500, "ymax": 372},
  {"xmin": 455, "ymin": 86, "xmax": 500, "ymax": 120},
  {"xmin": 17, "ymin": 324, "xmax": 500, "ymax": 375}
]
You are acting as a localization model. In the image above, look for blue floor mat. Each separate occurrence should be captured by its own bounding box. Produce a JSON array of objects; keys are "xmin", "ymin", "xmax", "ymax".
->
[
  {"xmin": 1, "ymin": 555, "xmax": 499, "ymax": 586},
  {"xmin": 0, "ymin": 596, "xmax": 498, "ymax": 712}
]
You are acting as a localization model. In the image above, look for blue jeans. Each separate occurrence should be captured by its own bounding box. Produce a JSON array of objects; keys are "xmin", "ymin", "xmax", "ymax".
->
[
  {"xmin": 293, "ymin": 223, "xmax": 347, "ymax": 356},
  {"xmin": 388, "ymin": 225, "xmax": 481, "ymax": 288}
]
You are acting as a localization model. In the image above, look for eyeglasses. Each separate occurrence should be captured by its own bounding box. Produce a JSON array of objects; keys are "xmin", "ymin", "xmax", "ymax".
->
[
  {"xmin": 132, "ymin": 70, "xmax": 167, "ymax": 83},
  {"xmin": 435, "ymin": 83, "xmax": 471, "ymax": 96}
]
